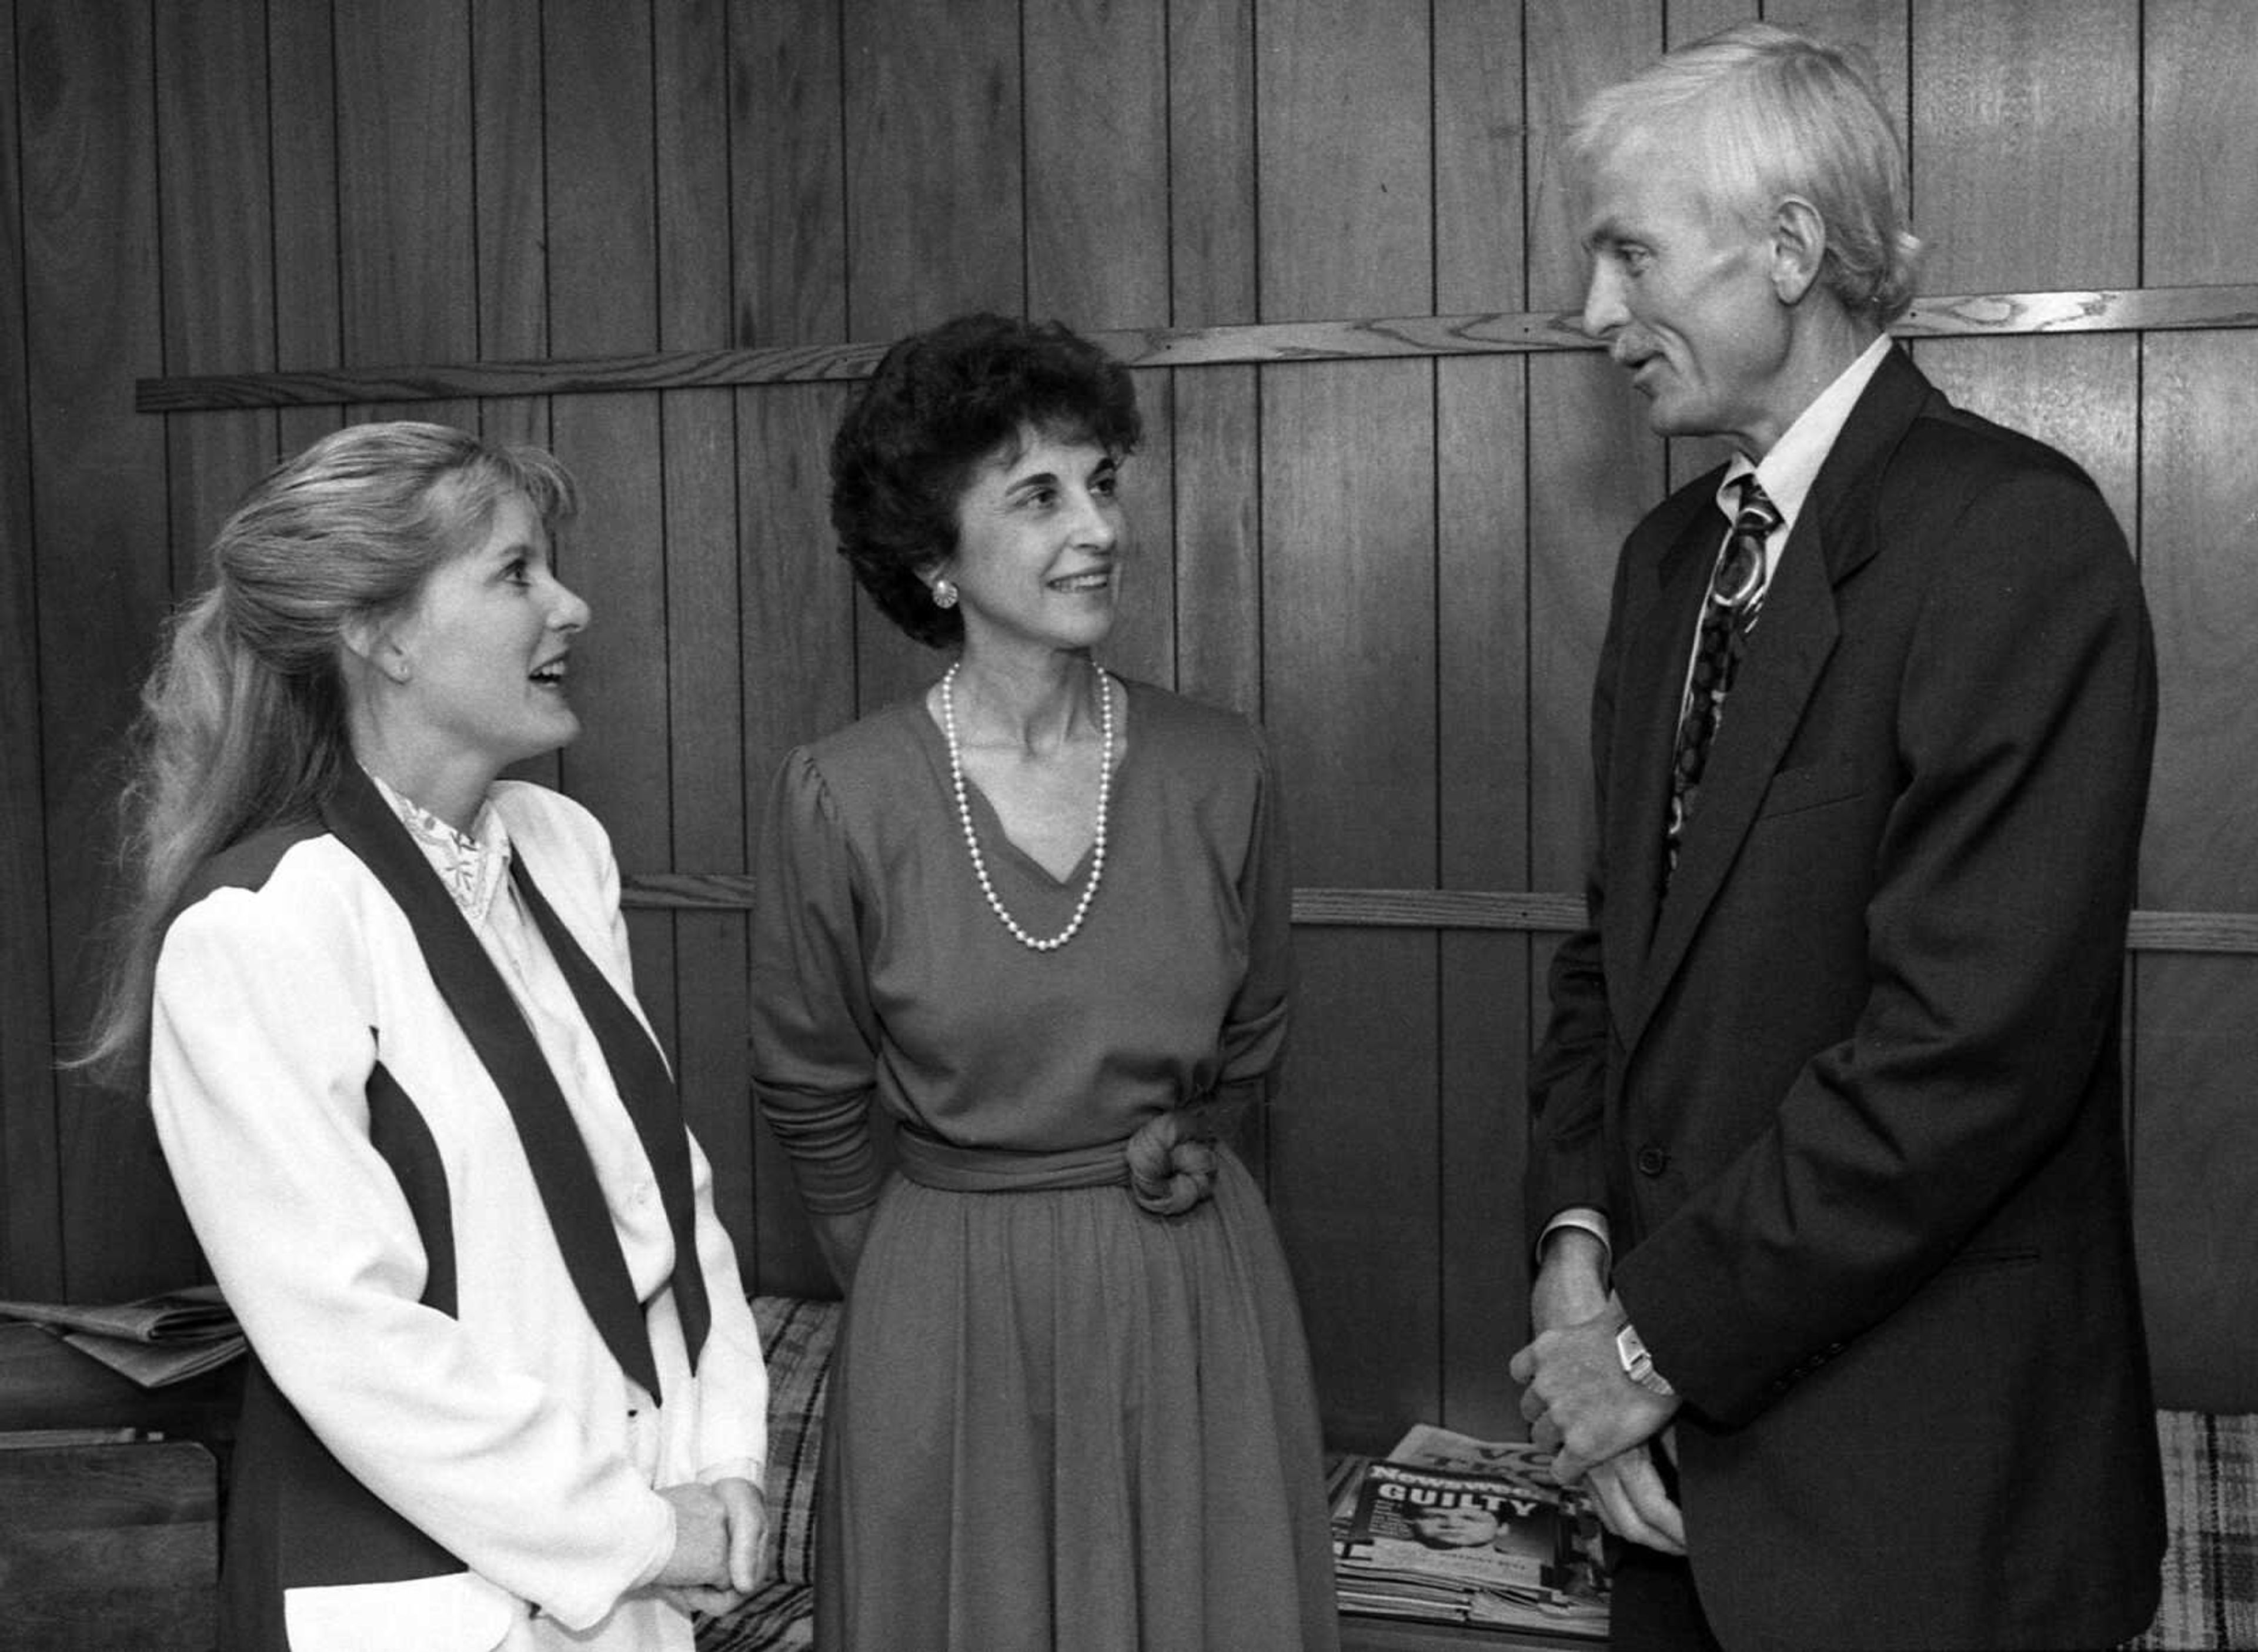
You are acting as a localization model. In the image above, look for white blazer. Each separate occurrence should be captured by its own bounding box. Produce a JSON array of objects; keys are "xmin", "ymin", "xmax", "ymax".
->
[{"xmin": 151, "ymin": 776, "xmax": 766, "ymax": 1651}]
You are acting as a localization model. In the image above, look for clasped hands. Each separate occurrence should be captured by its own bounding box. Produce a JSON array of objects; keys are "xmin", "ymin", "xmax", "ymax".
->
[
  {"xmin": 1511, "ymin": 1242, "xmax": 1687, "ymax": 1557},
  {"xmin": 652, "ymin": 1476, "xmax": 769, "ymax": 1614}
]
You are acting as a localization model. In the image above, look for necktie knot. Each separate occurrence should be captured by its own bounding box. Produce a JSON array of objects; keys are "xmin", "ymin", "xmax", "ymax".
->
[
  {"xmin": 1665, "ymin": 475, "xmax": 1779, "ymax": 887},
  {"xmin": 1712, "ymin": 476, "xmax": 1780, "ymax": 611}
]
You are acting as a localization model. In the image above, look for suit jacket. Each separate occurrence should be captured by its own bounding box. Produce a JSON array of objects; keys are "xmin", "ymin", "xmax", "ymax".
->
[
  {"xmin": 151, "ymin": 775, "xmax": 767, "ymax": 1651},
  {"xmin": 1527, "ymin": 346, "xmax": 2166, "ymax": 1651}
]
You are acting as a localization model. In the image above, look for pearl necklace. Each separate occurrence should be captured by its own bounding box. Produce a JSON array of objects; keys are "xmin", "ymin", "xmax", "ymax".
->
[{"xmin": 940, "ymin": 658, "xmax": 1113, "ymax": 952}]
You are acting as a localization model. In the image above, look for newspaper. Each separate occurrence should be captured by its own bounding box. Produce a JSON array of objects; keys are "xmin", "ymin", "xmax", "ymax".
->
[
  {"xmin": 0, "ymin": 1285, "xmax": 246, "ymax": 1387},
  {"xmin": 1331, "ymin": 1424, "xmax": 1609, "ymax": 1638}
]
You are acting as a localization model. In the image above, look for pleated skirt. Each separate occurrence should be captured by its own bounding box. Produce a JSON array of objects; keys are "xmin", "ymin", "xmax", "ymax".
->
[{"xmin": 813, "ymin": 1147, "xmax": 1340, "ymax": 1652}]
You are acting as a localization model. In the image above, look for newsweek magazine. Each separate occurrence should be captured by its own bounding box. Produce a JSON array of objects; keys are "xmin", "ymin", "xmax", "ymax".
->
[{"xmin": 1331, "ymin": 1426, "xmax": 1609, "ymax": 1636}]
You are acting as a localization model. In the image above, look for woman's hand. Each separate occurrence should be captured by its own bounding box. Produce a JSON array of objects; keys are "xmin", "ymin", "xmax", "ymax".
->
[
  {"xmin": 712, "ymin": 1476, "xmax": 769, "ymax": 1594},
  {"xmin": 653, "ymin": 1483, "xmax": 731, "ymax": 1589},
  {"xmin": 813, "ymin": 1206, "xmax": 874, "ymax": 1289},
  {"xmin": 652, "ymin": 1478, "xmax": 769, "ymax": 1615}
]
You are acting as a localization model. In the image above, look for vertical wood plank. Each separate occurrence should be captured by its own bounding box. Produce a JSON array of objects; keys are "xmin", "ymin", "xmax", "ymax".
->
[
  {"xmin": 734, "ymin": 0, "xmax": 853, "ymax": 1295},
  {"xmin": 653, "ymin": 0, "xmax": 754, "ymax": 1265},
  {"xmin": 2133, "ymin": 335, "xmax": 2258, "ymax": 1408},
  {"xmin": 1434, "ymin": 0, "xmax": 1531, "ymax": 1442},
  {"xmin": 22, "ymin": 0, "xmax": 188, "ymax": 1298},
  {"xmin": 1257, "ymin": 0, "xmax": 1439, "ymax": 1449},
  {"xmin": 732, "ymin": 0, "xmax": 844, "ymax": 350},
  {"xmin": 840, "ymin": 0, "xmax": 1024, "ymax": 717},
  {"xmin": 333, "ymin": 0, "xmax": 480, "ymax": 432},
  {"xmin": 1168, "ymin": 0, "xmax": 1257, "ymax": 330},
  {"xmin": 268, "ymin": 0, "xmax": 346, "ymax": 461},
  {"xmin": 1909, "ymin": 1, "xmax": 2138, "ymax": 534},
  {"xmin": 2134, "ymin": 0, "xmax": 2258, "ymax": 1412},
  {"xmin": 1168, "ymin": 0, "xmax": 1261, "ymax": 716},
  {"xmin": 0, "ymin": 0, "xmax": 62, "ymax": 1299},
  {"xmin": 155, "ymin": 0, "xmax": 276, "ymax": 590},
  {"xmin": 472, "ymin": 0, "xmax": 552, "ymax": 454},
  {"xmin": 1168, "ymin": 367, "xmax": 1262, "ymax": 716},
  {"xmin": 1024, "ymin": 0, "xmax": 1167, "ymax": 332},
  {"xmin": 1104, "ymin": 367, "xmax": 1178, "ymax": 691}
]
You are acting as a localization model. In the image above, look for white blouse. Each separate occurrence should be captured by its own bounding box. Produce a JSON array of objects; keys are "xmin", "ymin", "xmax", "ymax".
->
[{"xmin": 373, "ymin": 773, "xmax": 676, "ymax": 1310}]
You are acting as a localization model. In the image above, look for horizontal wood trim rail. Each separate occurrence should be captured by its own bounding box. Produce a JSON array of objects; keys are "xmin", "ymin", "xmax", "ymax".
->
[
  {"xmin": 620, "ymin": 875, "xmax": 2258, "ymax": 955},
  {"xmin": 136, "ymin": 283, "xmax": 2258, "ymax": 413}
]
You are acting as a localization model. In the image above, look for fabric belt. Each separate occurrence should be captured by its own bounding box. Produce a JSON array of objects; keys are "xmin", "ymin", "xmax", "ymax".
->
[
  {"xmin": 894, "ymin": 1129, "xmax": 1130, "ymax": 1194},
  {"xmin": 895, "ymin": 1111, "xmax": 1225, "ymax": 1216}
]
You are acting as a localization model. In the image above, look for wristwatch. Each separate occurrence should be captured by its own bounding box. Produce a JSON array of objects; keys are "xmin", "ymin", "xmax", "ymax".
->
[{"xmin": 1615, "ymin": 1320, "xmax": 1676, "ymax": 1397}]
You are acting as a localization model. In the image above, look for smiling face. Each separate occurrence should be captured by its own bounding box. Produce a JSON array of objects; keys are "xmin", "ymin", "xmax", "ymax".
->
[
  {"xmin": 934, "ymin": 426, "xmax": 1125, "ymax": 664},
  {"xmin": 383, "ymin": 489, "xmax": 590, "ymax": 779},
  {"xmin": 1578, "ymin": 133, "xmax": 1796, "ymax": 454}
]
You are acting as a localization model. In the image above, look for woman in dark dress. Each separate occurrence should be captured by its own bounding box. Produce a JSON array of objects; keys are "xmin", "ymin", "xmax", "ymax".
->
[{"xmin": 750, "ymin": 313, "xmax": 1339, "ymax": 1651}]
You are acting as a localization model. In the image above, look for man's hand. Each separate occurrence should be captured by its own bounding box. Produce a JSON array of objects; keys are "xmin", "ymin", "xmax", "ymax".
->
[
  {"xmin": 1508, "ymin": 1292, "xmax": 1679, "ymax": 1483},
  {"xmin": 1583, "ymin": 1446, "xmax": 1686, "ymax": 1556},
  {"xmin": 1531, "ymin": 1225, "xmax": 1611, "ymax": 1334}
]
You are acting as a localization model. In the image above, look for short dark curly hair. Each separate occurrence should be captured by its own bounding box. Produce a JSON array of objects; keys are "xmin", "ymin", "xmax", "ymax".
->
[{"xmin": 830, "ymin": 312, "xmax": 1143, "ymax": 648}]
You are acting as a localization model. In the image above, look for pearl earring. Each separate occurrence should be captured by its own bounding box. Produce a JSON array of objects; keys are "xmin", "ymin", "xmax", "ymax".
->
[{"xmin": 931, "ymin": 578, "xmax": 959, "ymax": 610}]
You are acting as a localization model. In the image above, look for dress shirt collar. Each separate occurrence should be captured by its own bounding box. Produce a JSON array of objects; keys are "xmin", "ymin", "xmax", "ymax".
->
[
  {"xmin": 363, "ymin": 767, "xmax": 513, "ymax": 924},
  {"xmin": 1718, "ymin": 332, "xmax": 1895, "ymax": 562}
]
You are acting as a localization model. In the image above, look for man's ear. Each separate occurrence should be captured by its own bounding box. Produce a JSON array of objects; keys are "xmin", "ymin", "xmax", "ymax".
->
[{"xmin": 1769, "ymin": 196, "xmax": 1828, "ymax": 305}]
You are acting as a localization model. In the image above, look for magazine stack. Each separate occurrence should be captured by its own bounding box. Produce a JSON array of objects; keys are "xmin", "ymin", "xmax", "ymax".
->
[{"xmin": 1330, "ymin": 1424, "xmax": 1609, "ymax": 1639}]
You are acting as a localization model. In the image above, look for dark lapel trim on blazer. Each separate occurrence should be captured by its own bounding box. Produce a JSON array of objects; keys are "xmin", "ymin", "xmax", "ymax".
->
[
  {"xmin": 320, "ymin": 763, "xmax": 662, "ymax": 1398},
  {"xmin": 510, "ymin": 855, "xmax": 710, "ymax": 1372},
  {"xmin": 1619, "ymin": 345, "xmax": 1936, "ymax": 1058}
]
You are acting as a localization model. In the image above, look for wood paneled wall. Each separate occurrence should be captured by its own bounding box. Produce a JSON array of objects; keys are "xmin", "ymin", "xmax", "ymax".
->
[{"xmin": 8, "ymin": 0, "xmax": 2257, "ymax": 1444}]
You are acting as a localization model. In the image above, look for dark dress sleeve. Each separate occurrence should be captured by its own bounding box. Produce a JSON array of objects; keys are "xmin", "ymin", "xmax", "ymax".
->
[
  {"xmin": 749, "ymin": 747, "xmax": 884, "ymax": 1214},
  {"xmin": 1214, "ymin": 724, "xmax": 1292, "ymax": 1104}
]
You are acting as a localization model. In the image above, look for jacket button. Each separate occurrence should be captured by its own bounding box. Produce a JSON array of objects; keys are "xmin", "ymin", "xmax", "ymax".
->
[{"xmin": 1635, "ymin": 1145, "xmax": 1669, "ymax": 1176}]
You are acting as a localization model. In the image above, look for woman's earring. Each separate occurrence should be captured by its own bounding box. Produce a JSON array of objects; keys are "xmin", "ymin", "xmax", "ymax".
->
[{"xmin": 931, "ymin": 578, "xmax": 959, "ymax": 610}]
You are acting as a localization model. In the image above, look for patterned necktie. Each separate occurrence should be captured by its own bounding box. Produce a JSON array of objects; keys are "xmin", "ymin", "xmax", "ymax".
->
[{"xmin": 1664, "ymin": 474, "xmax": 1781, "ymax": 884}]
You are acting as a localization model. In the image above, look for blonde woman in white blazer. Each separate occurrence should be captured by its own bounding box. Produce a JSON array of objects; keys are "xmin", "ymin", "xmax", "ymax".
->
[{"xmin": 82, "ymin": 422, "xmax": 769, "ymax": 1651}]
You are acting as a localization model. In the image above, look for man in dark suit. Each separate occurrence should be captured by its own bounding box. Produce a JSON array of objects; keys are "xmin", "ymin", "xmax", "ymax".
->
[{"xmin": 1508, "ymin": 23, "xmax": 2165, "ymax": 1652}]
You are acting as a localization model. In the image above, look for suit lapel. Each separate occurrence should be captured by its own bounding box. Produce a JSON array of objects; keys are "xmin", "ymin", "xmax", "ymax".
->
[
  {"xmin": 1629, "ymin": 517, "xmax": 1841, "ymax": 1043},
  {"xmin": 1618, "ymin": 346, "xmax": 1935, "ymax": 1058},
  {"xmin": 1602, "ymin": 494, "xmax": 1719, "ymax": 1037},
  {"xmin": 321, "ymin": 764, "xmax": 663, "ymax": 1399}
]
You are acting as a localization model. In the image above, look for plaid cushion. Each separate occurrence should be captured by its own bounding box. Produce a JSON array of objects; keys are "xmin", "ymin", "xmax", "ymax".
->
[
  {"xmin": 694, "ymin": 1295, "xmax": 838, "ymax": 1652},
  {"xmin": 693, "ymin": 1578, "xmax": 814, "ymax": 1652},
  {"xmin": 2128, "ymin": 1410, "xmax": 2258, "ymax": 1651},
  {"xmin": 749, "ymin": 1294, "xmax": 839, "ymax": 1588}
]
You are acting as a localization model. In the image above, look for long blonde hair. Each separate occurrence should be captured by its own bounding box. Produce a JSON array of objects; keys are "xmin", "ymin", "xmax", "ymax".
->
[{"xmin": 76, "ymin": 421, "xmax": 578, "ymax": 1079}]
